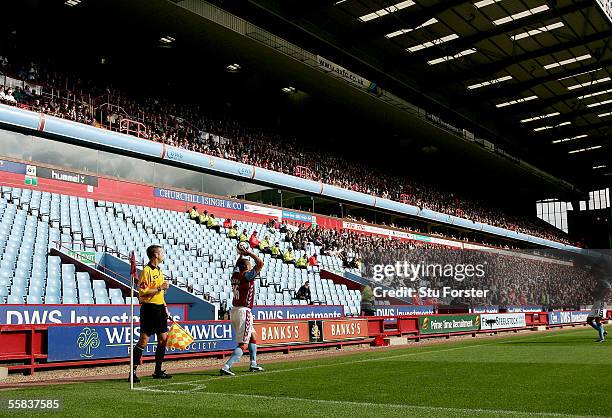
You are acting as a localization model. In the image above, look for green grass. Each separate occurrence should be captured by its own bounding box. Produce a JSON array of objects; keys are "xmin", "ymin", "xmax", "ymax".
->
[{"xmin": 1, "ymin": 327, "xmax": 611, "ymax": 417}]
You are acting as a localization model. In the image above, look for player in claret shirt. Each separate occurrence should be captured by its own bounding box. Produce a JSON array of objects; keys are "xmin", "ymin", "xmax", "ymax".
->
[{"xmin": 220, "ymin": 244, "xmax": 264, "ymax": 376}]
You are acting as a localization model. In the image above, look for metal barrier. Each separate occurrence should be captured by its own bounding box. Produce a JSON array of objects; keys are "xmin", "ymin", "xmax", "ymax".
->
[
  {"xmin": 119, "ymin": 118, "xmax": 148, "ymax": 138},
  {"xmin": 294, "ymin": 165, "xmax": 314, "ymax": 180}
]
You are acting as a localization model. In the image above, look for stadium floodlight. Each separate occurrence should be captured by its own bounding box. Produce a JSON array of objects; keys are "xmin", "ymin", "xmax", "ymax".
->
[
  {"xmin": 474, "ymin": 0, "xmax": 503, "ymax": 8},
  {"xmin": 593, "ymin": 165, "xmax": 607, "ymax": 169},
  {"xmin": 557, "ymin": 68, "xmax": 602, "ymax": 81},
  {"xmin": 407, "ymin": 34, "xmax": 459, "ymax": 53},
  {"xmin": 552, "ymin": 134, "xmax": 588, "ymax": 143},
  {"xmin": 567, "ymin": 77, "xmax": 611, "ymax": 90},
  {"xmin": 467, "ymin": 75, "xmax": 512, "ymax": 90},
  {"xmin": 492, "ymin": 4, "xmax": 549, "ymax": 26},
  {"xmin": 496, "ymin": 95, "xmax": 538, "ymax": 108},
  {"xmin": 577, "ymin": 88, "xmax": 612, "ymax": 100},
  {"xmin": 510, "ymin": 21, "xmax": 564, "ymax": 41},
  {"xmin": 385, "ymin": 18, "xmax": 438, "ymax": 38},
  {"xmin": 334, "ymin": 0, "xmax": 347, "ymax": 4},
  {"xmin": 65, "ymin": 0, "xmax": 81, "ymax": 6},
  {"xmin": 160, "ymin": 36, "xmax": 176, "ymax": 44},
  {"xmin": 568, "ymin": 145, "xmax": 602, "ymax": 154},
  {"xmin": 543, "ymin": 54, "xmax": 592, "ymax": 70},
  {"xmin": 520, "ymin": 112, "xmax": 560, "ymax": 123},
  {"xmin": 226, "ymin": 63, "xmax": 241, "ymax": 72},
  {"xmin": 359, "ymin": 0, "xmax": 415, "ymax": 22},
  {"xmin": 427, "ymin": 49, "xmax": 477, "ymax": 65},
  {"xmin": 533, "ymin": 121, "xmax": 571, "ymax": 132},
  {"xmin": 598, "ymin": 111, "xmax": 612, "ymax": 118},
  {"xmin": 587, "ymin": 98, "xmax": 612, "ymax": 108},
  {"xmin": 282, "ymin": 86, "xmax": 296, "ymax": 93}
]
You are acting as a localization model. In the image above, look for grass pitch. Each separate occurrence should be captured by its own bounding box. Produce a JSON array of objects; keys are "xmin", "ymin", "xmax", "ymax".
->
[{"xmin": 1, "ymin": 327, "xmax": 611, "ymax": 417}]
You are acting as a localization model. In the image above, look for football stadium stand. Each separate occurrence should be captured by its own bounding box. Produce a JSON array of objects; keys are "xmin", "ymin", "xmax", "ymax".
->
[
  {"xmin": 0, "ymin": 186, "xmax": 362, "ymax": 314},
  {"xmin": 0, "ymin": 56, "xmax": 578, "ymax": 246}
]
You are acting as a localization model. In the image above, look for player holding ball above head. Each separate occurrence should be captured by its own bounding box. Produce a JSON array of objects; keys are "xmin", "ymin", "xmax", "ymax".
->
[{"xmin": 220, "ymin": 242, "xmax": 265, "ymax": 376}]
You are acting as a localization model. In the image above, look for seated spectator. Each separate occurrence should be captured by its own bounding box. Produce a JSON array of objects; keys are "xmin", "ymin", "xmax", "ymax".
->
[
  {"xmin": 259, "ymin": 235, "xmax": 271, "ymax": 253},
  {"xmin": 279, "ymin": 220, "xmax": 288, "ymax": 233},
  {"xmin": 360, "ymin": 284, "xmax": 375, "ymax": 316},
  {"xmin": 283, "ymin": 247, "xmax": 296, "ymax": 265},
  {"xmin": 296, "ymin": 254, "xmax": 308, "ymax": 269},
  {"xmin": 198, "ymin": 210, "xmax": 209, "ymax": 225},
  {"xmin": 295, "ymin": 281, "xmax": 311, "ymax": 304},
  {"xmin": 4, "ymin": 88, "xmax": 16, "ymax": 103},
  {"xmin": 249, "ymin": 231, "xmax": 260, "ymax": 249},
  {"xmin": 239, "ymin": 229, "xmax": 248, "ymax": 243},
  {"xmin": 189, "ymin": 206, "xmax": 199, "ymax": 221},
  {"xmin": 319, "ymin": 245, "xmax": 329, "ymax": 256},
  {"xmin": 206, "ymin": 213, "xmax": 220, "ymax": 233},
  {"xmin": 223, "ymin": 218, "xmax": 232, "ymax": 229},
  {"xmin": 308, "ymin": 253, "xmax": 319, "ymax": 268},
  {"xmin": 341, "ymin": 252, "xmax": 350, "ymax": 268},
  {"xmin": 270, "ymin": 242, "xmax": 282, "ymax": 258},
  {"xmin": 266, "ymin": 218, "xmax": 277, "ymax": 234},
  {"xmin": 227, "ymin": 224, "xmax": 238, "ymax": 240}
]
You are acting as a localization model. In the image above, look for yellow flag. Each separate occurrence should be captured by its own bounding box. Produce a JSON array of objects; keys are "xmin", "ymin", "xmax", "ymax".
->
[{"xmin": 166, "ymin": 322, "xmax": 194, "ymax": 350}]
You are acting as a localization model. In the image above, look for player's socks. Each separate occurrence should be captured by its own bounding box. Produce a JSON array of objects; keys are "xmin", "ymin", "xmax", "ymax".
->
[
  {"xmin": 224, "ymin": 347, "xmax": 243, "ymax": 369},
  {"xmin": 248, "ymin": 342, "xmax": 257, "ymax": 367},
  {"xmin": 154, "ymin": 343, "xmax": 166, "ymax": 374},
  {"xmin": 132, "ymin": 344, "xmax": 144, "ymax": 371}
]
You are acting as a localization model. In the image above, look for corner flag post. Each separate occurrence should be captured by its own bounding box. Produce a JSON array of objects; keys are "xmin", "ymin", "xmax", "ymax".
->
[{"xmin": 129, "ymin": 250, "xmax": 138, "ymax": 390}]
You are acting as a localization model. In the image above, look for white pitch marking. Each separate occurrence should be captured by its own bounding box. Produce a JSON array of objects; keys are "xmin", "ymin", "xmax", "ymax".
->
[{"xmin": 186, "ymin": 391, "xmax": 605, "ymax": 418}]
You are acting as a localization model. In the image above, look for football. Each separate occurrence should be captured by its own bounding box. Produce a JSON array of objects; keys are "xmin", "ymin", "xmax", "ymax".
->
[{"xmin": 237, "ymin": 241, "xmax": 249, "ymax": 254}]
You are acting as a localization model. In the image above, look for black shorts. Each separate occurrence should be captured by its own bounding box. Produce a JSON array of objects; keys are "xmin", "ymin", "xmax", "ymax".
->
[{"xmin": 139, "ymin": 303, "xmax": 168, "ymax": 336}]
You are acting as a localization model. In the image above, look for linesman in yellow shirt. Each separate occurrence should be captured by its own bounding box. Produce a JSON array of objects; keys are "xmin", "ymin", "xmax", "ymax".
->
[{"xmin": 131, "ymin": 245, "xmax": 172, "ymax": 383}]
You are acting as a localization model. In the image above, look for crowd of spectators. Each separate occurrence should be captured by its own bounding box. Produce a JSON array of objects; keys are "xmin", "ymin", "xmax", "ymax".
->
[
  {"xmin": 0, "ymin": 54, "xmax": 579, "ymax": 246},
  {"xmin": 358, "ymin": 238, "xmax": 595, "ymax": 308},
  {"xmin": 236, "ymin": 219, "xmax": 593, "ymax": 309}
]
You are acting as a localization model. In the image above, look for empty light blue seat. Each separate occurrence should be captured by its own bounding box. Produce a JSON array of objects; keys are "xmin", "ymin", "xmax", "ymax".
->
[
  {"xmin": 95, "ymin": 295, "xmax": 109, "ymax": 304},
  {"xmin": 28, "ymin": 285, "xmax": 44, "ymax": 296},
  {"xmin": 7, "ymin": 294, "xmax": 24, "ymax": 304},
  {"xmin": 79, "ymin": 287, "xmax": 93, "ymax": 298},
  {"xmin": 63, "ymin": 296, "xmax": 78, "ymax": 304},
  {"xmin": 92, "ymin": 280, "xmax": 106, "ymax": 289},
  {"xmin": 110, "ymin": 296, "xmax": 123, "ymax": 304},
  {"xmin": 27, "ymin": 294, "xmax": 42, "ymax": 304},
  {"xmin": 10, "ymin": 284, "xmax": 26, "ymax": 295},
  {"xmin": 80, "ymin": 296, "xmax": 95, "ymax": 304}
]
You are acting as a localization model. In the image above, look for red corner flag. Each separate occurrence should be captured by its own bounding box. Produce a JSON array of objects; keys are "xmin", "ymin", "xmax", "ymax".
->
[{"xmin": 129, "ymin": 251, "xmax": 138, "ymax": 281}]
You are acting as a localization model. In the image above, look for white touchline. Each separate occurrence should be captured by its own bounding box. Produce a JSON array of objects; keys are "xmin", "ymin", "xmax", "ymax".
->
[
  {"xmin": 178, "ymin": 391, "xmax": 604, "ymax": 418},
  {"xmin": 136, "ymin": 328, "xmax": 585, "ymax": 391}
]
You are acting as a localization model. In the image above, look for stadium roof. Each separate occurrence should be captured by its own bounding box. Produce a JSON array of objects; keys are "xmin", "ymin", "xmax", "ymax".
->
[{"xmin": 225, "ymin": 0, "xmax": 612, "ymax": 189}]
